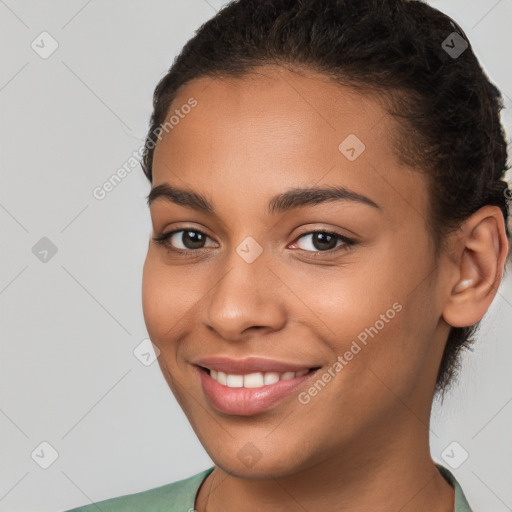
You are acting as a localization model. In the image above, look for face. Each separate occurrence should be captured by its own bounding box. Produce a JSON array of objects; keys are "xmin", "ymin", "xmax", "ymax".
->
[{"xmin": 142, "ymin": 65, "xmax": 451, "ymax": 478}]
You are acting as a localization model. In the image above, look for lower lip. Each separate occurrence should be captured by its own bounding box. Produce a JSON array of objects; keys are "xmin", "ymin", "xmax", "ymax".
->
[{"xmin": 197, "ymin": 366, "xmax": 319, "ymax": 416}]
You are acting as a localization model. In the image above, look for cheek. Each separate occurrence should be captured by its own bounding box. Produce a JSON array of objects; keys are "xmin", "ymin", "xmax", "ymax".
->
[
  {"xmin": 141, "ymin": 252, "xmax": 195, "ymax": 345},
  {"xmin": 302, "ymin": 244, "xmax": 435, "ymax": 388},
  {"xmin": 141, "ymin": 256, "xmax": 166, "ymax": 339},
  {"xmin": 142, "ymin": 253, "xmax": 199, "ymax": 398}
]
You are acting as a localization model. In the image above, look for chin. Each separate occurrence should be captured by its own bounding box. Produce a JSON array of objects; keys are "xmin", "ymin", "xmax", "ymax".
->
[{"xmin": 204, "ymin": 438, "xmax": 314, "ymax": 480}]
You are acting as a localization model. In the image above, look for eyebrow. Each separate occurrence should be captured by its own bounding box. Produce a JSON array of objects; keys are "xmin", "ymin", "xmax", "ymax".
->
[{"xmin": 146, "ymin": 183, "xmax": 381, "ymax": 215}]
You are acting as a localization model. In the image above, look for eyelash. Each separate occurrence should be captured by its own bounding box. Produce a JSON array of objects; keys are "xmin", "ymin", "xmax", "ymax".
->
[{"xmin": 152, "ymin": 227, "xmax": 357, "ymax": 257}]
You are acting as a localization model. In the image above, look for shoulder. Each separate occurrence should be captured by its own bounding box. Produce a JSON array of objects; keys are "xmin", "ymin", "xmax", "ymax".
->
[{"xmin": 60, "ymin": 467, "xmax": 214, "ymax": 512}]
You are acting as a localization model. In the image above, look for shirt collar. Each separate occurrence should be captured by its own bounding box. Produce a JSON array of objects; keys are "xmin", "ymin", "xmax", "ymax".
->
[{"xmin": 436, "ymin": 464, "xmax": 474, "ymax": 511}]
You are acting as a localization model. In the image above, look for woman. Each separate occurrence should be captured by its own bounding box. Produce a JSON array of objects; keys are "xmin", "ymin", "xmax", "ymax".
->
[{"xmin": 63, "ymin": 0, "xmax": 510, "ymax": 510}]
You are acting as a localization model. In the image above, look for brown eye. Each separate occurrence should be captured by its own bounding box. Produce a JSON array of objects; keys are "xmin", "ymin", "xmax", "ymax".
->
[
  {"xmin": 294, "ymin": 230, "xmax": 355, "ymax": 253},
  {"xmin": 173, "ymin": 230, "xmax": 208, "ymax": 250},
  {"xmin": 153, "ymin": 229, "xmax": 217, "ymax": 252}
]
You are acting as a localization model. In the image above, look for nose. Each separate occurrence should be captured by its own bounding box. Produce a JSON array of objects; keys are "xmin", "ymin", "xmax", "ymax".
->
[{"xmin": 202, "ymin": 252, "xmax": 287, "ymax": 342}]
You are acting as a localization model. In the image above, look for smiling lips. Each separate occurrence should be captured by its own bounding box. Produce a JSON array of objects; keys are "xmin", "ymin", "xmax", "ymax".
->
[{"xmin": 193, "ymin": 356, "xmax": 320, "ymax": 415}]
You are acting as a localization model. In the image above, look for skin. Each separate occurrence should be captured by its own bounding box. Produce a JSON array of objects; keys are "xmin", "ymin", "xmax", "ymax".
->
[{"xmin": 141, "ymin": 64, "xmax": 509, "ymax": 512}]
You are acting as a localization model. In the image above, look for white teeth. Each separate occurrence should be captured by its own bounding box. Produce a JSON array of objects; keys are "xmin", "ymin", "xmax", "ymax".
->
[
  {"xmin": 208, "ymin": 369, "xmax": 311, "ymax": 388},
  {"xmin": 243, "ymin": 372, "xmax": 265, "ymax": 388},
  {"xmin": 264, "ymin": 372, "xmax": 280, "ymax": 385},
  {"xmin": 226, "ymin": 374, "xmax": 244, "ymax": 388}
]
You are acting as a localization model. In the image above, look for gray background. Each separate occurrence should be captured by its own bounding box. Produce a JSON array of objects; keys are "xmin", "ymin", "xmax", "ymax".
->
[{"xmin": 0, "ymin": 1, "xmax": 511, "ymax": 511}]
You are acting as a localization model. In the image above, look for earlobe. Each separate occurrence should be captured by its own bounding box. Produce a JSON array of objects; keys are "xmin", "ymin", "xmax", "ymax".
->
[{"xmin": 442, "ymin": 206, "xmax": 509, "ymax": 328}]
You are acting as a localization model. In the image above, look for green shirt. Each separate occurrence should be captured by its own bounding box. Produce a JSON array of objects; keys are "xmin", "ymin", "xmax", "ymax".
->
[{"xmin": 62, "ymin": 464, "xmax": 473, "ymax": 511}]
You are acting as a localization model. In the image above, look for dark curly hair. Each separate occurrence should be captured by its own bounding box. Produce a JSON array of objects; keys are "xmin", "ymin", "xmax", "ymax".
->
[{"xmin": 141, "ymin": 0, "xmax": 511, "ymax": 397}]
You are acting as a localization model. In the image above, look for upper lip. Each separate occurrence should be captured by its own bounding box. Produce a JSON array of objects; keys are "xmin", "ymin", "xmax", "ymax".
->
[{"xmin": 193, "ymin": 356, "xmax": 319, "ymax": 374}]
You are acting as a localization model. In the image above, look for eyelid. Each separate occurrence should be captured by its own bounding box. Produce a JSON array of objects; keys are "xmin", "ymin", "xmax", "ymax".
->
[
  {"xmin": 152, "ymin": 227, "xmax": 217, "ymax": 252},
  {"xmin": 152, "ymin": 226, "xmax": 357, "ymax": 255},
  {"xmin": 290, "ymin": 229, "xmax": 356, "ymax": 254}
]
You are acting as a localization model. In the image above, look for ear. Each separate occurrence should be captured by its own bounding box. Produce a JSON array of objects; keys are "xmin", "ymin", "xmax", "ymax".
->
[{"xmin": 442, "ymin": 205, "xmax": 510, "ymax": 328}]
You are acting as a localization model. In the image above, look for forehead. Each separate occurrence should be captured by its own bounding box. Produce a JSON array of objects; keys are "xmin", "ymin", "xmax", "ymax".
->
[
  {"xmin": 151, "ymin": 65, "xmax": 428, "ymax": 225},
  {"xmin": 156, "ymin": 65, "xmax": 389, "ymax": 162}
]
